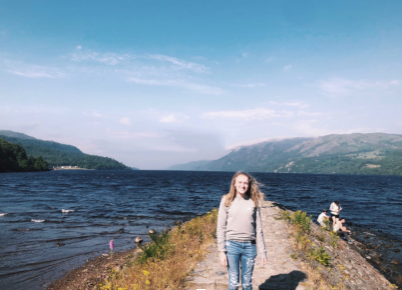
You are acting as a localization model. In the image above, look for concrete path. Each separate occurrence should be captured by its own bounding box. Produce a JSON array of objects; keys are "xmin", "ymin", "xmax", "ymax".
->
[{"xmin": 185, "ymin": 201, "xmax": 308, "ymax": 290}]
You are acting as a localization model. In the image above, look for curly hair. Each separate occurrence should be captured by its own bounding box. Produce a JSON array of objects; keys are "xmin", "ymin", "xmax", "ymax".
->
[{"xmin": 223, "ymin": 171, "xmax": 265, "ymax": 207}]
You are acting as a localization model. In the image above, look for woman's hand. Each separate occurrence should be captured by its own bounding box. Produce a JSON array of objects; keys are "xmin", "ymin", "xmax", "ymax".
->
[{"xmin": 219, "ymin": 251, "xmax": 227, "ymax": 266}]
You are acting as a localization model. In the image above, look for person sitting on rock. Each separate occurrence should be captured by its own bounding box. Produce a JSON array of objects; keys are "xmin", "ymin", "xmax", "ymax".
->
[
  {"xmin": 317, "ymin": 209, "xmax": 330, "ymax": 227},
  {"xmin": 333, "ymin": 218, "xmax": 353, "ymax": 244}
]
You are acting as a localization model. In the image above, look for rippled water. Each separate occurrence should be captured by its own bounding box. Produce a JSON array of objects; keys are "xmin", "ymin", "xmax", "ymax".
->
[{"xmin": 0, "ymin": 170, "xmax": 401, "ymax": 289}]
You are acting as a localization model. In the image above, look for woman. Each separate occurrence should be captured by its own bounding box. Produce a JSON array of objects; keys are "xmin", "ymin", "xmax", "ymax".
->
[
  {"xmin": 217, "ymin": 172, "xmax": 267, "ymax": 290},
  {"xmin": 330, "ymin": 200, "xmax": 342, "ymax": 225}
]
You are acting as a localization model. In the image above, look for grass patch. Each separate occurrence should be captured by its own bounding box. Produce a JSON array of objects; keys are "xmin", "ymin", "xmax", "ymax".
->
[{"xmin": 97, "ymin": 208, "xmax": 218, "ymax": 290}]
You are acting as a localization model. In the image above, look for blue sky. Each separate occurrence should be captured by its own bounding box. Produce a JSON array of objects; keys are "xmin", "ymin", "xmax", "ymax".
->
[{"xmin": 1, "ymin": 1, "xmax": 401, "ymax": 169}]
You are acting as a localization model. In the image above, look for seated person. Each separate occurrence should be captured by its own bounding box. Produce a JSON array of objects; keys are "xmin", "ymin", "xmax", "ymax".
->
[
  {"xmin": 333, "ymin": 218, "xmax": 353, "ymax": 244},
  {"xmin": 317, "ymin": 209, "xmax": 330, "ymax": 227}
]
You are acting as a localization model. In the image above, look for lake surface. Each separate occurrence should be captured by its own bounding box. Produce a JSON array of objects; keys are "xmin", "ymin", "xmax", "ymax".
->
[{"xmin": 0, "ymin": 170, "xmax": 401, "ymax": 289}]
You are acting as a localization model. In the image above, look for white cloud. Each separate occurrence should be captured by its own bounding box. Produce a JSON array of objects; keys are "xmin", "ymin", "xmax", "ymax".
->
[
  {"xmin": 129, "ymin": 78, "xmax": 224, "ymax": 95},
  {"xmin": 269, "ymin": 101, "xmax": 309, "ymax": 109},
  {"xmin": 294, "ymin": 119, "xmax": 370, "ymax": 136},
  {"xmin": 159, "ymin": 114, "xmax": 189, "ymax": 123},
  {"xmin": 119, "ymin": 117, "xmax": 131, "ymax": 125},
  {"xmin": 71, "ymin": 51, "xmax": 133, "ymax": 65},
  {"xmin": 265, "ymin": 57, "xmax": 274, "ymax": 62},
  {"xmin": 297, "ymin": 110, "xmax": 323, "ymax": 116},
  {"xmin": 76, "ymin": 45, "xmax": 82, "ymax": 50},
  {"xmin": 202, "ymin": 108, "xmax": 290, "ymax": 120},
  {"xmin": 283, "ymin": 65, "xmax": 292, "ymax": 71},
  {"xmin": 106, "ymin": 129, "xmax": 157, "ymax": 140},
  {"xmin": 242, "ymin": 52, "xmax": 249, "ymax": 58},
  {"xmin": 83, "ymin": 112, "xmax": 103, "ymax": 118},
  {"xmin": 148, "ymin": 54, "xmax": 208, "ymax": 73},
  {"xmin": 317, "ymin": 78, "xmax": 399, "ymax": 96},
  {"xmin": 1, "ymin": 60, "xmax": 66, "ymax": 78},
  {"xmin": 229, "ymin": 83, "xmax": 265, "ymax": 88}
]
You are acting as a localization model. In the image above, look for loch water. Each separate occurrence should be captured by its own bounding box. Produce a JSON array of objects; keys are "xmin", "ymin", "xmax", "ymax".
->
[{"xmin": 0, "ymin": 170, "xmax": 401, "ymax": 289}]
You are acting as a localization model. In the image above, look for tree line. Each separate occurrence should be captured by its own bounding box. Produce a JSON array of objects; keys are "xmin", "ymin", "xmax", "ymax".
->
[
  {"xmin": 0, "ymin": 138, "xmax": 49, "ymax": 172},
  {"xmin": 0, "ymin": 135, "xmax": 131, "ymax": 170}
]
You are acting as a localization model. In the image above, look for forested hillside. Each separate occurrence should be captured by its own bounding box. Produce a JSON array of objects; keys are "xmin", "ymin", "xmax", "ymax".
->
[
  {"xmin": 0, "ymin": 138, "xmax": 49, "ymax": 172},
  {"xmin": 0, "ymin": 131, "xmax": 131, "ymax": 170},
  {"xmin": 170, "ymin": 133, "xmax": 402, "ymax": 175}
]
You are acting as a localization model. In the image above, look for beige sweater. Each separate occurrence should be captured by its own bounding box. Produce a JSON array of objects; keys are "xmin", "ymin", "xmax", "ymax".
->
[{"xmin": 217, "ymin": 196, "xmax": 267, "ymax": 257}]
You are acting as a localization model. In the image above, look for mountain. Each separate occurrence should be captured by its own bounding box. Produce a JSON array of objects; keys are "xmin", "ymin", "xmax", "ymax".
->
[
  {"xmin": 0, "ymin": 138, "xmax": 49, "ymax": 172},
  {"xmin": 170, "ymin": 133, "xmax": 402, "ymax": 175},
  {"xmin": 0, "ymin": 130, "xmax": 131, "ymax": 170},
  {"xmin": 168, "ymin": 160, "xmax": 211, "ymax": 171}
]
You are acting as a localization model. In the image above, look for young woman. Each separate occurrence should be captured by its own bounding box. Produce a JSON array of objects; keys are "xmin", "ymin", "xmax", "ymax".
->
[
  {"xmin": 330, "ymin": 200, "xmax": 342, "ymax": 225},
  {"xmin": 217, "ymin": 172, "xmax": 267, "ymax": 290}
]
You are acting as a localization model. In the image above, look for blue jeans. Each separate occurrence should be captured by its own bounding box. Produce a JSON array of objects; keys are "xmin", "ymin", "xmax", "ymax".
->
[{"xmin": 226, "ymin": 240, "xmax": 257, "ymax": 290}]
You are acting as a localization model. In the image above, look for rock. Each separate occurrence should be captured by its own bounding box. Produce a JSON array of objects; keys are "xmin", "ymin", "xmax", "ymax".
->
[
  {"xmin": 148, "ymin": 229, "xmax": 156, "ymax": 235},
  {"xmin": 135, "ymin": 237, "xmax": 143, "ymax": 244},
  {"xmin": 174, "ymin": 220, "xmax": 182, "ymax": 226},
  {"xmin": 102, "ymin": 254, "xmax": 109, "ymax": 257},
  {"xmin": 391, "ymin": 259, "xmax": 400, "ymax": 265},
  {"xmin": 114, "ymin": 265, "xmax": 122, "ymax": 272},
  {"xmin": 366, "ymin": 256, "xmax": 371, "ymax": 260},
  {"xmin": 393, "ymin": 248, "xmax": 401, "ymax": 253},
  {"xmin": 57, "ymin": 242, "xmax": 65, "ymax": 247},
  {"xmin": 364, "ymin": 234, "xmax": 370, "ymax": 239}
]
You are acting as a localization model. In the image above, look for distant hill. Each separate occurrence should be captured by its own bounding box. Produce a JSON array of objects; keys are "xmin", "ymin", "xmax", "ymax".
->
[
  {"xmin": 170, "ymin": 133, "xmax": 402, "ymax": 175},
  {"xmin": 168, "ymin": 160, "xmax": 211, "ymax": 171},
  {"xmin": 0, "ymin": 130, "xmax": 131, "ymax": 170},
  {"xmin": 0, "ymin": 138, "xmax": 49, "ymax": 172}
]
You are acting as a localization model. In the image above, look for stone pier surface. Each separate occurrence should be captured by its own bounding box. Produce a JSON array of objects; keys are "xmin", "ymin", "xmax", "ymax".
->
[{"xmin": 185, "ymin": 201, "xmax": 308, "ymax": 290}]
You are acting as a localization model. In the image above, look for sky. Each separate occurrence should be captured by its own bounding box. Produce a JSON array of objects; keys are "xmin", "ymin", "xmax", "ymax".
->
[{"xmin": 0, "ymin": 0, "xmax": 402, "ymax": 169}]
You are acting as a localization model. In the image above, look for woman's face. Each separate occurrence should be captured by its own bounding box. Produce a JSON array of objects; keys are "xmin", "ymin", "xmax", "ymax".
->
[{"xmin": 235, "ymin": 174, "xmax": 249, "ymax": 195}]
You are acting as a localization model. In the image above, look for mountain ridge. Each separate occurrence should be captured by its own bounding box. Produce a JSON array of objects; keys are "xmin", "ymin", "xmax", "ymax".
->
[
  {"xmin": 0, "ymin": 130, "xmax": 132, "ymax": 170},
  {"xmin": 169, "ymin": 133, "xmax": 402, "ymax": 175}
]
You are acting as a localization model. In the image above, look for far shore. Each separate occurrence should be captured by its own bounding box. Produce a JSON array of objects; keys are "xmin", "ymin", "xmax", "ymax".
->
[{"xmin": 52, "ymin": 167, "xmax": 93, "ymax": 170}]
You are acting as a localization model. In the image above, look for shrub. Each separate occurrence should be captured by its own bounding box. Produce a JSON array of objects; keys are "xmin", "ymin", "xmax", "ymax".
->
[
  {"xmin": 308, "ymin": 247, "xmax": 331, "ymax": 266},
  {"xmin": 291, "ymin": 210, "xmax": 311, "ymax": 232}
]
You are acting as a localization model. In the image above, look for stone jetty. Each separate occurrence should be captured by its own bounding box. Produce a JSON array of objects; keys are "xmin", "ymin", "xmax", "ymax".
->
[{"xmin": 185, "ymin": 201, "xmax": 393, "ymax": 290}]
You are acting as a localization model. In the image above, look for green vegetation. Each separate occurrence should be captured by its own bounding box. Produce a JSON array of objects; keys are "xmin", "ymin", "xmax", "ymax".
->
[
  {"xmin": 308, "ymin": 247, "xmax": 332, "ymax": 266},
  {"xmin": 171, "ymin": 133, "xmax": 402, "ymax": 175},
  {"xmin": 98, "ymin": 209, "xmax": 218, "ymax": 290},
  {"xmin": 136, "ymin": 231, "xmax": 173, "ymax": 265},
  {"xmin": 0, "ymin": 138, "xmax": 49, "ymax": 172},
  {"xmin": 290, "ymin": 210, "xmax": 311, "ymax": 232},
  {"xmin": 0, "ymin": 130, "xmax": 131, "ymax": 170},
  {"xmin": 283, "ymin": 209, "xmax": 332, "ymax": 266}
]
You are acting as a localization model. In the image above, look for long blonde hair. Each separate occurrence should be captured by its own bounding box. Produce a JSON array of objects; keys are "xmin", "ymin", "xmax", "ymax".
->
[{"xmin": 223, "ymin": 172, "xmax": 265, "ymax": 207}]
